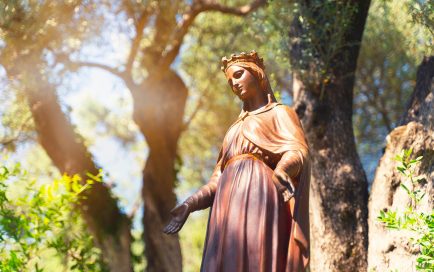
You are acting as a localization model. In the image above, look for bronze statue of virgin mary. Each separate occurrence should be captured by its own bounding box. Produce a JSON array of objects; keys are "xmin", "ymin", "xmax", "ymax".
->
[{"xmin": 164, "ymin": 51, "xmax": 311, "ymax": 272}]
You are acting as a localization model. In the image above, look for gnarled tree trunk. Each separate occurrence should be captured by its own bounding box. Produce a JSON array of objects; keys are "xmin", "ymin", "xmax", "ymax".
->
[
  {"xmin": 131, "ymin": 70, "xmax": 188, "ymax": 272},
  {"xmin": 24, "ymin": 83, "xmax": 133, "ymax": 272},
  {"xmin": 368, "ymin": 56, "xmax": 434, "ymax": 271},
  {"xmin": 289, "ymin": 1, "xmax": 371, "ymax": 271}
]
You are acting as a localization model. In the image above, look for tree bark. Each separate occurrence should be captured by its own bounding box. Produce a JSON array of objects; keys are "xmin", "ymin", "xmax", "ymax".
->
[
  {"xmin": 25, "ymin": 84, "xmax": 133, "ymax": 272},
  {"xmin": 368, "ymin": 56, "xmax": 434, "ymax": 271},
  {"xmin": 289, "ymin": 1, "xmax": 371, "ymax": 271},
  {"xmin": 131, "ymin": 70, "xmax": 188, "ymax": 272}
]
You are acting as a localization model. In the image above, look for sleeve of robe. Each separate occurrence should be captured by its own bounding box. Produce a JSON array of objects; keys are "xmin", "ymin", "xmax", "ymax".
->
[
  {"xmin": 184, "ymin": 150, "xmax": 223, "ymax": 212},
  {"xmin": 274, "ymin": 150, "xmax": 304, "ymax": 195},
  {"xmin": 241, "ymin": 104, "xmax": 311, "ymax": 271}
]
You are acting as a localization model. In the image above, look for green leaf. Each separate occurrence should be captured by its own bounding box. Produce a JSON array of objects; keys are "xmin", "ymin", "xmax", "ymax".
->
[
  {"xmin": 400, "ymin": 183, "xmax": 411, "ymax": 195},
  {"xmin": 394, "ymin": 154, "xmax": 403, "ymax": 162},
  {"xmin": 397, "ymin": 166, "xmax": 406, "ymax": 174},
  {"xmin": 405, "ymin": 148, "xmax": 413, "ymax": 158}
]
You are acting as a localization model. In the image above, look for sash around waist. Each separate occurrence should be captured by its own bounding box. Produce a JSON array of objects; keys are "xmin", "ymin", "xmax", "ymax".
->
[{"xmin": 223, "ymin": 153, "xmax": 270, "ymax": 171}]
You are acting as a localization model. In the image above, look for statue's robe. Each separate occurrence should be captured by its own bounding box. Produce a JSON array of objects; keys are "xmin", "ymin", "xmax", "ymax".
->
[
  {"xmin": 240, "ymin": 103, "xmax": 310, "ymax": 271},
  {"xmin": 196, "ymin": 102, "xmax": 310, "ymax": 272}
]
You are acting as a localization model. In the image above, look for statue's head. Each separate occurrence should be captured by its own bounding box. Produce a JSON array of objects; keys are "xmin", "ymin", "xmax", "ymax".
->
[{"xmin": 221, "ymin": 50, "xmax": 276, "ymax": 102}]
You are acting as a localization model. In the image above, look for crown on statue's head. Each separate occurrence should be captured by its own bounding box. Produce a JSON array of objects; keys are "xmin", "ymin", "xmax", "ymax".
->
[{"xmin": 221, "ymin": 50, "xmax": 265, "ymax": 72}]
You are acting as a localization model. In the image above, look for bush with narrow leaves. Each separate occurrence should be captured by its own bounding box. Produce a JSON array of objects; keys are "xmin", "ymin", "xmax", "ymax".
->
[
  {"xmin": 0, "ymin": 162, "xmax": 108, "ymax": 271},
  {"xmin": 378, "ymin": 149, "xmax": 434, "ymax": 271}
]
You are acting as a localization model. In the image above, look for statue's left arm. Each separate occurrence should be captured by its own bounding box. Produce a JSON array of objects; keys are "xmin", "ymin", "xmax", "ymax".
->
[
  {"xmin": 271, "ymin": 106, "xmax": 309, "ymax": 201},
  {"xmin": 273, "ymin": 150, "xmax": 304, "ymax": 200}
]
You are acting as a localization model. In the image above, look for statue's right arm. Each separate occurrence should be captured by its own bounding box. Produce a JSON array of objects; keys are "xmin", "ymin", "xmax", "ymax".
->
[
  {"xmin": 184, "ymin": 158, "xmax": 222, "ymax": 212},
  {"xmin": 163, "ymin": 158, "xmax": 222, "ymax": 234}
]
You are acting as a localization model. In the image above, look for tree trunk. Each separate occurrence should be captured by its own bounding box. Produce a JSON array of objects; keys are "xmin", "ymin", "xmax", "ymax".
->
[
  {"xmin": 289, "ymin": 1, "xmax": 371, "ymax": 271},
  {"xmin": 368, "ymin": 56, "xmax": 434, "ymax": 271},
  {"xmin": 25, "ymin": 84, "xmax": 133, "ymax": 272},
  {"xmin": 131, "ymin": 70, "xmax": 188, "ymax": 272}
]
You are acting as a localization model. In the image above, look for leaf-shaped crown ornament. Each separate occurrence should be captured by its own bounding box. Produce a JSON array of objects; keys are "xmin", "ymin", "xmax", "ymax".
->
[{"xmin": 221, "ymin": 50, "xmax": 265, "ymax": 72}]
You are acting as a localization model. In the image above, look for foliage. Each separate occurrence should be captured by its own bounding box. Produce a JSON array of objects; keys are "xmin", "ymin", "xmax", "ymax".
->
[
  {"xmin": 0, "ymin": 89, "xmax": 34, "ymax": 152},
  {"xmin": 407, "ymin": 0, "xmax": 434, "ymax": 36},
  {"xmin": 289, "ymin": 0, "xmax": 359, "ymax": 98},
  {"xmin": 377, "ymin": 149, "xmax": 434, "ymax": 271},
  {"xmin": 0, "ymin": 162, "xmax": 108, "ymax": 271},
  {"xmin": 353, "ymin": 0, "xmax": 432, "ymax": 181},
  {"xmin": 69, "ymin": 92, "xmax": 139, "ymax": 147},
  {"xmin": 131, "ymin": 229, "xmax": 146, "ymax": 272}
]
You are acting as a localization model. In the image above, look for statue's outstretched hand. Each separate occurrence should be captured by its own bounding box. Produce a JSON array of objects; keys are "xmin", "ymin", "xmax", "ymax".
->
[{"xmin": 163, "ymin": 203, "xmax": 191, "ymax": 234}]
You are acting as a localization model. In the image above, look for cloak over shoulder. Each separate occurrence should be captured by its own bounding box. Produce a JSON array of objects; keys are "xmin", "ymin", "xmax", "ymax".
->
[{"xmin": 231, "ymin": 102, "xmax": 311, "ymax": 271}]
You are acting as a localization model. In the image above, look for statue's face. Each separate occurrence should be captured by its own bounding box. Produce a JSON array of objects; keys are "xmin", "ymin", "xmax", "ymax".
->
[{"xmin": 226, "ymin": 65, "xmax": 260, "ymax": 101}]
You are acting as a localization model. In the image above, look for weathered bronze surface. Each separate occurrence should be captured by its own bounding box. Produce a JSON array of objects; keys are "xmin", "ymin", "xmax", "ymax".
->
[{"xmin": 164, "ymin": 51, "xmax": 310, "ymax": 271}]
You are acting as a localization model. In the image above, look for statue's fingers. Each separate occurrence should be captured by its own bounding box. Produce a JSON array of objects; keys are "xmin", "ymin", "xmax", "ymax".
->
[
  {"xmin": 170, "ymin": 222, "xmax": 179, "ymax": 231},
  {"xmin": 165, "ymin": 220, "xmax": 185, "ymax": 234},
  {"xmin": 172, "ymin": 223, "xmax": 182, "ymax": 233},
  {"xmin": 168, "ymin": 223, "xmax": 179, "ymax": 233},
  {"xmin": 282, "ymin": 190, "xmax": 292, "ymax": 202},
  {"xmin": 167, "ymin": 222, "xmax": 177, "ymax": 231},
  {"xmin": 165, "ymin": 227, "xmax": 173, "ymax": 234},
  {"xmin": 165, "ymin": 226, "xmax": 175, "ymax": 234},
  {"xmin": 173, "ymin": 222, "xmax": 182, "ymax": 231},
  {"xmin": 164, "ymin": 222, "xmax": 177, "ymax": 234}
]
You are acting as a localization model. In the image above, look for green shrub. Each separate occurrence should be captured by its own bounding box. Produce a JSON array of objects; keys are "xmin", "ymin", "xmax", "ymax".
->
[
  {"xmin": 0, "ymin": 162, "xmax": 108, "ymax": 271},
  {"xmin": 378, "ymin": 149, "xmax": 434, "ymax": 271}
]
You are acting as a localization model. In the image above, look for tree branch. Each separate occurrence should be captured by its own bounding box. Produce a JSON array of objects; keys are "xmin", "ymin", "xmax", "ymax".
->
[
  {"xmin": 0, "ymin": 115, "xmax": 33, "ymax": 148},
  {"xmin": 360, "ymin": 83, "xmax": 392, "ymax": 132},
  {"xmin": 182, "ymin": 84, "xmax": 212, "ymax": 131},
  {"xmin": 158, "ymin": 0, "xmax": 267, "ymax": 75},
  {"xmin": 56, "ymin": 52, "xmax": 125, "ymax": 79},
  {"xmin": 0, "ymin": 135, "xmax": 23, "ymax": 148},
  {"xmin": 56, "ymin": 53, "xmax": 139, "ymax": 94},
  {"xmin": 72, "ymin": 61, "xmax": 126, "ymax": 79},
  {"xmin": 200, "ymin": 0, "xmax": 267, "ymax": 15},
  {"xmin": 141, "ymin": 1, "xmax": 179, "ymax": 72},
  {"xmin": 126, "ymin": 9, "xmax": 153, "ymax": 73}
]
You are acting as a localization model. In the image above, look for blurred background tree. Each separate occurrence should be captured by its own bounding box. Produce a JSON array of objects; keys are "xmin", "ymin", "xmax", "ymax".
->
[
  {"xmin": 0, "ymin": 1, "xmax": 133, "ymax": 270},
  {"xmin": 0, "ymin": 0, "xmax": 432, "ymax": 271}
]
